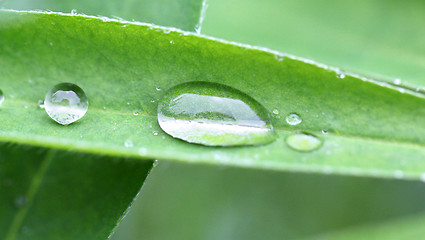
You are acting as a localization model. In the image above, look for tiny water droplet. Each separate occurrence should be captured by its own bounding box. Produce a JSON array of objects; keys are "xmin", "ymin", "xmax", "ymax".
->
[
  {"xmin": 103, "ymin": 106, "xmax": 106, "ymax": 110},
  {"xmin": 44, "ymin": 83, "xmax": 88, "ymax": 125},
  {"xmin": 286, "ymin": 113, "xmax": 302, "ymax": 125},
  {"xmin": 170, "ymin": 40, "xmax": 174, "ymax": 44},
  {"xmin": 127, "ymin": 102, "xmax": 131, "ymax": 105},
  {"xmin": 272, "ymin": 109, "xmax": 279, "ymax": 115},
  {"xmin": 150, "ymin": 99, "xmax": 155, "ymax": 103},
  {"xmin": 394, "ymin": 170, "xmax": 404, "ymax": 179},
  {"xmin": 394, "ymin": 78, "xmax": 401, "ymax": 85},
  {"xmin": 71, "ymin": 9, "xmax": 77, "ymax": 15},
  {"xmin": 49, "ymin": 42, "xmax": 53, "ymax": 46},
  {"xmin": 124, "ymin": 140, "xmax": 133, "ymax": 148},
  {"xmin": 0, "ymin": 89, "xmax": 4, "ymax": 105},
  {"xmin": 286, "ymin": 132, "xmax": 322, "ymax": 152},
  {"xmin": 337, "ymin": 73, "xmax": 346, "ymax": 79},
  {"xmin": 157, "ymin": 81, "xmax": 276, "ymax": 146},
  {"xmin": 153, "ymin": 160, "xmax": 159, "ymax": 167},
  {"xmin": 156, "ymin": 86, "xmax": 162, "ymax": 91},
  {"xmin": 38, "ymin": 100, "xmax": 45, "ymax": 109},
  {"xmin": 322, "ymin": 129, "xmax": 328, "ymax": 135},
  {"xmin": 24, "ymin": 105, "xmax": 28, "ymax": 109},
  {"xmin": 15, "ymin": 196, "xmax": 27, "ymax": 208},
  {"xmin": 420, "ymin": 173, "xmax": 425, "ymax": 182},
  {"xmin": 153, "ymin": 132, "xmax": 158, "ymax": 136}
]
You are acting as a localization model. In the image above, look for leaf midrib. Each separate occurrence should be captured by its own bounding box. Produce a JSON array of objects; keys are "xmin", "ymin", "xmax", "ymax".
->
[{"xmin": 3, "ymin": 98, "xmax": 425, "ymax": 152}]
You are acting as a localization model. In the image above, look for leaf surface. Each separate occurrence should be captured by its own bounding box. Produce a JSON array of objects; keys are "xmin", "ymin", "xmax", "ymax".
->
[
  {"xmin": 202, "ymin": 0, "xmax": 425, "ymax": 88},
  {"xmin": 0, "ymin": 11, "xmax": 424, "ymax": 181},
  {"xmin": 1, "ymin": 0, "xmax": 205, "ymax": 31}
]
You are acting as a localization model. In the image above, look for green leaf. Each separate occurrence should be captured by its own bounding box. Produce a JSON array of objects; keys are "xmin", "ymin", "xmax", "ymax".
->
[
  {"xmin": 202, "ymin": 0, "xmax": 425, "ymax": 88},
  {"xmin": 0, "ymin": 10, "xmax": 424, "ymax": 180},
  {"xmin": 0, "ymin": 143, "xmax": 153, "ymax": 240},
  {"xmin": 1, "ymin": 0, "xmax": 205, "ymax": 31},
  {"xmin": 307, "ymin": 213, "xmax": 425, "ymax": 240},
  {"xmin": 111, "ymin": 162, "xmax": 425, "ymax": 240}
]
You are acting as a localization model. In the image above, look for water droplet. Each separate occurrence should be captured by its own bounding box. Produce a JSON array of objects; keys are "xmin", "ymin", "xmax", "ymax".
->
[
  {"xmin": 14, "ymin": 196, "xmax": 27, "ymax": 208},
  {"xmin": 153, "ymin": 160, "xmax": 159, "ymax": 167},
  {"xmin": 127, "ymin": 102, "xmax": 131, "ymax": 105},
  {"xmin": 150, "ymin": 99, "xmax": 156, "ymax": 103},
  {"xmin": 157, "ymin": 81, "xmax": 276, "ymax": 146},
  {"xmin": 286, "ymin": 132, "xmax": 322, "ymax": 152},
  {"xmin": 71, "ymin": 9, "xmax": 77, "ymax": 15},
  {"xmin": 322, "ymin": 129, "xmax": 328, "ymax": 135},
  {"xmin": 394, "ymin": 78, "xmax": 401, "ymax": 85},
  {"xmin": 49, "ymin": 42, "xmax": 53, "ymax": 46},
  {"xmin": 0, "ymin": 89, "xmax": 4, "ymax": 105},
  {"xmin": 420, "ymin": 173, "xmax": 425, "ymax": 182},
  {"xmin": 153, "ymin": 132, "xmax": 158, "ymax": 136},
  {"xmin": 124, "ymin": 140, "xmax": 133, "ymax": 148},
  {"xmin": 337, "ymin": 73, "xmax": 345, "ymax": 79},
  {"xmin": 272, "ymin": 109, "xmax": 279, "ymax": 115},
  {"xmin": 44, "ymin": 83, "xmax": 88, "ymax": 125},
  {"xmin": 156, "ymin": 86, "xmax": 162, "ymax": 91},
  {"xmin": 286, "ymin": 113, "xmax": 302, "ymax": 125},
  {"xmin": 38, "ymin": 100, "xmax": 45, "ymax": 109},
  {"xmin": 24, "ymin": 105, "xmax": 28, "ymax": 109},
  {"xmin": 394, "ymin": 170, "xmax": 404, "ymax": 179},
  {"xmin": 133, "ymin": 110, "xmax": 141, "ymax": 116},
  {"xmin": 170, "ymin": 40, "xmax": 174, "ymax": 44}
]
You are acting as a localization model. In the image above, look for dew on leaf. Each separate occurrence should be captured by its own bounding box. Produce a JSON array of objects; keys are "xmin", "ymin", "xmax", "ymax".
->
[
  {"xmin": 124, "ymin": 140, "xmax": 133, "ymax": 148},
  {"xmin": 286, "ymin": 132, "xmax": 322, "ymax": 152},
  {"xmin": 286, "ymin": 113, "xmax": 302, "ymax": 125},
  {"xmin": 157, "ymin": 81, "xmax": 276, "ymax": 146},
  {"xmin": 38, "ymin": 100, "xmax": 45, "ymax": 109},
  {"xmin": 0, "ymin": 89, "xmax": 4, "ymax": 105},
  {"xmin": 44, "ymin": 83, "xmax": 88, "ymax": 125}
]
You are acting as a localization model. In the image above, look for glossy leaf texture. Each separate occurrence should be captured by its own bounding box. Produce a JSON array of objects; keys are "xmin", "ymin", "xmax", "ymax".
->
[
  {"xmin": 202, "ymin": 0, "xmax": 425, "ymax": 88},
  {"xmin": 0, "ymin": 11, "xmax": 424, "ymax": 180},
  {"xmin": 1, "ymin": 0, "xmax": 205, "ymax": 31},
  {"xmin": 0, "ymin": 143, "xmax": 153, "ymax": 240}
]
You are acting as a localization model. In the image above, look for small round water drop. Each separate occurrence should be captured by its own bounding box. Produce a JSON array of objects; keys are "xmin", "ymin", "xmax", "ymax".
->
[
  {"xmin": 0, "ymin": 89, "xmax": 4, "ymax": 105},
  {"xmin": 394, "ymin": 78, "xmax": 401, "ymax": 85},
  {"xmin": 322, "ymin": 129, "xmax": 328, "ymax": 135},
  {"xmin": 286, "ymin": 132, "xmax": 322, "ymax": 152},
  {"xmin": 157, "ymin": 81, "xmax": 276, "ymax": 146},
  {"xmin": 124, "ymin": 140, "xmax": 133, "ymax": 148},
  {"xmin": 286, "ymin": 113, "xmax": 302, "ymax": 125},
  {"xmin": 38, "ymin": 100, "xmax": 45, "ymax": 109},
  {"xmin": 420, "ymin": 173, "xmax": 425, "ymax": 183},
  {"xmin": 44, "ymin": 83, "xmax": 88, "ymax": 125},
  {"xmin": 170, "ymin": 40, "xmax": 174, "ymax": 44},
  {"xmin": 153, "ymin": 160, "xmax": 159, "ymax": 167},
  {"xmin": 156, "ymin": 86, "xmax": 162, "ymax": 91}
]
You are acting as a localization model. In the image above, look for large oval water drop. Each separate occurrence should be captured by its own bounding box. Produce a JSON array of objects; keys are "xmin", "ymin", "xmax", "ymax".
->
[{"xmin": 157, "ymin": 82, "xmax": 276, "ymax": 146}]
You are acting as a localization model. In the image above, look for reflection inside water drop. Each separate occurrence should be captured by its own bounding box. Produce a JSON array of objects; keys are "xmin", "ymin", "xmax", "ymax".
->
[
  {"xmin": 286, "ymin": 132, "xmax": 322, "ymax": 152},
  {"xmin": 286, "ymin": 113, "xmax": 302, "ymax": 125},
  {"xmin": 44, "ymin": 83, "xmax": 88, "ymax": 125},
  {"xmin": 157, "ymin": 81, "xmax": 276, "ymax": 146}
]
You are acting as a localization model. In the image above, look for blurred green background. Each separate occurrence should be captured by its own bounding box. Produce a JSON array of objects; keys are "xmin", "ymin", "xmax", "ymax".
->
[{"xmin": 111, "ymin": 0, "xmax": 425, "ymax": 239}]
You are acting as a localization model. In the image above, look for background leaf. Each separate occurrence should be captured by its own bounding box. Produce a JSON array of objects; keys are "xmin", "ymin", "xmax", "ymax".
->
[
  {"xmin": 1, "ymin": 0, "xmax": 205, "ymax": 31},
  {"xmin": 111, "ymin": 161, "xmax": 425, "ymax": 240},
  {"xmin": 202, "ymin": 0, "xmax": 425, "ymax": 88},
  {"xmin": 0, "ymin": 144, "xmax": 152, "ymax": 240},
  {"xmin": 0, "ymin": 11, "xmax": 423, "ymax": 180}
]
